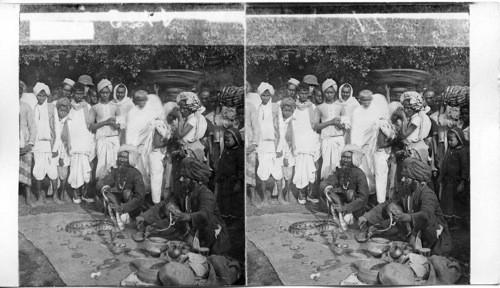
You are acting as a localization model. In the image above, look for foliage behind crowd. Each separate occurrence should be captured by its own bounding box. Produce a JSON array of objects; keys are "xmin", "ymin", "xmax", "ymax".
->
[{"xmin": 20, "ymin": 45, "xmax": 244, "ymax": 92}]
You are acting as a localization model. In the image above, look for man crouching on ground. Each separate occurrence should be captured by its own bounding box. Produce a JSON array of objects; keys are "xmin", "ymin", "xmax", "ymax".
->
[
  {"xmin": 358, "ymin": 157, "xmax": 452, "ymax": 256},
  {"xmin": 96, "ymin": 144, "xmax": 145, "ymax": 229},
  {"xmin": 134, "ymin": 157, "xmax": 230, "ymax": 255},
  {"xmin": 319, "ymin": 144, "xmax": 369, "ymax": 230}
]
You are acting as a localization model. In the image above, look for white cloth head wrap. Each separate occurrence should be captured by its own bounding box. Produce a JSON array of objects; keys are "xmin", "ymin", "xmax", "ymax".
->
[
  {"xmin": 118, "ymin": 144, "xmax": 141, "ymax": 167},
  {"xmin": 400, "ymin": 91, "xmax": 425, "ymax": 111},
  {"xmin": 97, "ymin": 79, "xmax": 113, "ymax": 93},
  {"xmin": 342, "ymin": 144, "xmax": 364, "ymax": 167},
  {"xmin": 288, "ymin": 78, "xmax": 300, "ymax": 86},
  {"xmin": 257, "ymin": 82, "xmax": 274, "ymax": 96},
  {"xmin": 322, "ymin": 79, "xmax": 338, "ymax": 93},
  {"xmin": 33, "ymin": 82, "xmax": 50, "ymax": 96},
  {"xmin": 338, "ymin": 83, "xmax": 354, "ymax": 103},
  {"xmin": 112, "ymin": 83, "xmax": 129, "ymax": 102},
  {"xmin": 62, "ymin": 78, "xmax": 75, "ymax": 87},
  {"xmin": 176, "ymin": 91, "xmax": 205, "ymax": 113}
]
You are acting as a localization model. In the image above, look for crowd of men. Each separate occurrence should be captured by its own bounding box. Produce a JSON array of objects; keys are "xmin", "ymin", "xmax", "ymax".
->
[
  {"xmin": 19, "ymin": 75, "xmax": 244, "ymax": 255},
  {"xmin": 246, "ymin": 74, "xmax": 469, "ymax": 256}
]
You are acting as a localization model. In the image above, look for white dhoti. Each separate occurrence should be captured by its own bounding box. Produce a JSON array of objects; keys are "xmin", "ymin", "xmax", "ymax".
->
[
  {"xmin": 293, "ymin": 153, "xmax": 316, "ymax": 189},
  {"xmin": 256, "ymin": 140, "xmax": 282, "ymax": 181},
  {"xmin": 66, "ymin": 106, "xmax": 94, "ymax": 189},
  {"xmin": 95, "ymin": 136, "xmax": 120, "ymax": 179},
  {"xmin": 257, "ymin": 152, "xmax": 283, "ymax": 181},
  {"xmin": 68, "ymin": 153, "xmax": 91, "ymax": 189},
  {"xmin": 32, "ymin": 140, "xmax": 58, "ymax": 181},
  {"xmin": 33, "ymin": 152, "xmax": 58, "ymax": 180},
  {"xmin": 320, "ymin": 136, "xmax": 345, "ymax": 179},
  {"xmin": 148, "ymin": 149, "xmax": 165, "ymax": 204},
  {"xmin": 373, "ymin": 149, "xmax": 390, "ymax": 203}
]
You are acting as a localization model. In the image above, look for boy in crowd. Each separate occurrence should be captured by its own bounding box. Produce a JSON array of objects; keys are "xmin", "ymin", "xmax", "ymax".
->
[
  {"xmin": 67, "ymin": 82, "xmax": 95, "ymax": 203},
  {"xmin": 293, "ymin": 82, "xmax": 321, "ymax": 204},
  {"xmin": 255, "ymin": 83, "xmax": 283, "ymax": 206},
  {"xmin": 56, "ymin": 97, "xmax": 72, "ymax": 202}
]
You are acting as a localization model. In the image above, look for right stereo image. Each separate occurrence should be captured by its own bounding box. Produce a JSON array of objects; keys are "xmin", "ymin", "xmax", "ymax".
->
[{"xmin": 244, "ymin": 3, "xmax": 470, "ymax": 286}]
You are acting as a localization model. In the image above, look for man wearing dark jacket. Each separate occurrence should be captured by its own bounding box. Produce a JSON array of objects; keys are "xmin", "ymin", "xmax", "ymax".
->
[
  {"xmin": 136, "ymin": 157, "xmax": 230, "ymax": 255},
  {"xmin": 96, "ymin": 144, "xmax": 145, "ymax": 223},
  {"xmin": 359, "ymin": 157, "xmax": 452, "ymax": 256},
  {"xmin": 319, "ymin": 144, "xmax": 369, "ymax": 229}
]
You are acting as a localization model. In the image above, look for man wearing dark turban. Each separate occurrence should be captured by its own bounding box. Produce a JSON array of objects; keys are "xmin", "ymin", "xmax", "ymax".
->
[
  {"xmin": 135, "ymin": 157, "xmax": 230, "ymax": 255},
  {"xmin": 359, "ymin": 157, "xmax": 451, "ymax": 256}
]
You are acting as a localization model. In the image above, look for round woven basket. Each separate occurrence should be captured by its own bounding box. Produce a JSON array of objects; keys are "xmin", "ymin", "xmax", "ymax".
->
[
  {"xmin": 159, "ymin": 262, "xmax": 196, "ymax": 286},
  {"xmin": 129, "ymin": 258, "xmax": 169, "ymax": 285},
  {"xmin": 442, "ymin": 85, "xmax": 469, "ymax": 107},
  {"xmin": 145, "ymin": 69, "xmax": 203, "ymax": 88},
  {"xmin": 371, "ymin": 69, "xmax": 431, "ymax": 87},
  {"xmin": 357, "ymin": 259, "xmax": 389, "ymax": 285},
  {"xmin": 379, "ymin": 262, "xmax": 416, "ymax": 285}
]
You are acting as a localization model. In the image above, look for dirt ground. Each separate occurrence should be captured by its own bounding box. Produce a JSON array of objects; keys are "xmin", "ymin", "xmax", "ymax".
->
[
  {"xmin": 18, "ymin": 195, "xmax": 88, "ymax": 286},
  {"xmin": 245, "ymin": 197, "xmax": 470, "ymax": 286},
  {"xmin": 18, "ymin": 190, "xmax": 246, "ymax": 286}
]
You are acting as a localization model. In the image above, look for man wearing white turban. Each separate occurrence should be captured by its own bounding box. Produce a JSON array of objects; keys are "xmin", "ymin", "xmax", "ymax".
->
[
  {"xmin": 286, "ymin": 78, "xmax": 300, "ymax": 99},
  {"xmin": 126, "ymin": 91, "xmax": 172, "ymax": 204},
  {"xmin": 255, "ymin": 82, "xmax": 283, "ymax": 206},
  {"xmin": 174, "ymin": 91, "xmax": 207, "ymax": 162},
  {"xmin": 97, "ymin": 144, "xmax": 146, "ymax": 226},
  {"xmin": 65, "ymin": 82, "xmax": 95, "ymax": 203},
  {"xmin": 399, "ymin": 91, "xmax": 432, "ymax": 162},
  {"xmin": 32, "ymin": 82, "xmax": 61, "ymax": 206},
  {"xmin": 61, "ymin": 78, "xmax": 75, "ymax": 99},
  {"xmin": 89, "ymin": 79, "xmax": 121, "ymax": 181},
  {"xmin": 314, "ymin": 79, "xmax": 346, "ymax": 180},
  {"xmin": 319, "ymin": 144, "xmax": 369, "ymax": 229}
]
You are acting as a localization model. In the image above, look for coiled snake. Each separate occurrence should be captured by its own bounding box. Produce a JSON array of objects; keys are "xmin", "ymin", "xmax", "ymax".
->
[
  {"xmin": 288, "ymin": 220, "xmax": 339, "ymax": 237},
  {"xmin": 65, "ymin": 220, "xmax": 120, "ymax": 236}
]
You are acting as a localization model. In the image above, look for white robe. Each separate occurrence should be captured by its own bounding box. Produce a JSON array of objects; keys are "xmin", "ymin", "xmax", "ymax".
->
[
  {"xmin": 67, "ymin": 106, "xmax": 94, "ymax": 188},
  {"xmin": 126, "ymin": 95, "xmax": 171, "ymax": 201},
  {"xmin": 292, "ymin": 106, "xmax": 320, "ymax": 189}
]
